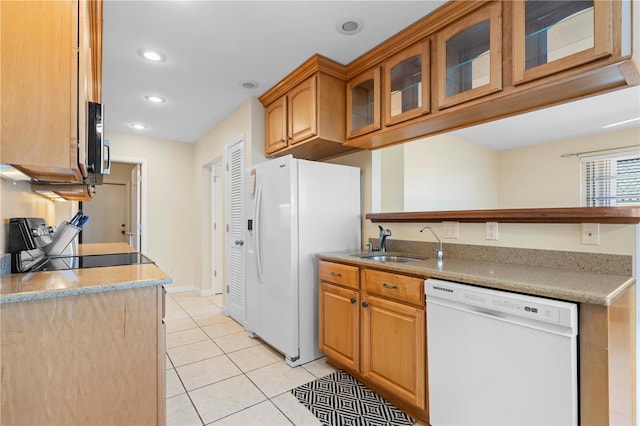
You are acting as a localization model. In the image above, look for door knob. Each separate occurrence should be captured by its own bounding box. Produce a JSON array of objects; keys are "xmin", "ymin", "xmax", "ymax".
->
[
  {"xmin": 350, "ymin": 298, "xmax": 357, "ymax": 304},
  {"xmin": 235, "ymin": 240, "xmax": 244, "ymax": 246},
  {"xmin": 362, "ymin": 302, "xmax": 369, "ymax": 308}
]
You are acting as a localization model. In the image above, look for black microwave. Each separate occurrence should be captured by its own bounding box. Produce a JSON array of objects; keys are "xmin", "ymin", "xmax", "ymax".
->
[{"xmin": 86, "ymin": 101, "xmax": 110, "ymax": 185}]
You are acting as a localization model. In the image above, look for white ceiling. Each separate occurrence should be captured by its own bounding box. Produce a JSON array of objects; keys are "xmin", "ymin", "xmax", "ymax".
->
[{"xmin": 103, "ymin": 1, "xmax": 640, "ymax": 149}]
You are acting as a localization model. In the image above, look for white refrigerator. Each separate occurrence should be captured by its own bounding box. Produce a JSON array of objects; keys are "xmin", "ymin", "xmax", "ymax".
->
[{"xmin": 245, "ymin": 155, "xmax": 361, "ymax": 367}]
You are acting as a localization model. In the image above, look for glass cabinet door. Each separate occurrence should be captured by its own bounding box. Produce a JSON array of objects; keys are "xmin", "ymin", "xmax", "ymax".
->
[
  {"xmin": 383, "ymin": 41, "xmax": 429, "ymax": 126},
  {"xmin": 347, "ymin": 67, "xmax": 380, "ymax": 138},
  {"xmin": 436, "ymin": 2, "xmax": 501, "ymax": 109},
  {"xmin": 513, "ymin": 0, "xmax": 612, "ymax": 84}
]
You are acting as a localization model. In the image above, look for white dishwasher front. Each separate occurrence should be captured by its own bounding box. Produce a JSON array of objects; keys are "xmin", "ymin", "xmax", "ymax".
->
[{"xmin": 425, "ymin": 278, "xmax": 578, "ymax": 426}]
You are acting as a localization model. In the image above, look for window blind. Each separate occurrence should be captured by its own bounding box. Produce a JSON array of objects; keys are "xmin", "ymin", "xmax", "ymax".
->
[{"xmin": 582, "ymin": 151, "xmax": 640, "ymax": 207}]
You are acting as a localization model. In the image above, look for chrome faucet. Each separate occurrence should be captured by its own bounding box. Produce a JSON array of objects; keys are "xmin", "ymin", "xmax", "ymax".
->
[
  {"xmin": 378, "ymin": 226, "xmax": 392, "ymax": 252},
  {"xmin": 420, "ymin": 226, "xmax": 443, "ymax": 260}
]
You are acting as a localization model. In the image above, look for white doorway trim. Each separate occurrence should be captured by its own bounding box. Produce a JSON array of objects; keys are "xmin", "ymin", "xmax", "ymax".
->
[
  {"xmin": 111, "ymin": 155, "xmax": 148, "ymax": 254},
  {"xmin": 210, "ymin": 158, "xmax": 224, "ymax": 295}
]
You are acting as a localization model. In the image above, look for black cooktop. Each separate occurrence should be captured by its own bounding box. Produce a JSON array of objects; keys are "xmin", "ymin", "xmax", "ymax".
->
[{"xmin": 32, "ymin": 253, "xmax": 154, "ymax": 272}]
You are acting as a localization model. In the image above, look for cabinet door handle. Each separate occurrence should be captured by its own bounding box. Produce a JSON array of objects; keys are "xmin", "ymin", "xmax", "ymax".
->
[
  {"xmin": 350, "ymin": 298, "xmax": 357, "ymax": 304},
  {"xmin": 382, "ymin": 283, "xmax": 398, "ymax": 290},
  {"xmin": 330, "ymin": 272, "xmax": 342, "ymax": 277},
  {"xmin": 279, "ymin": 138, "xmax": 285, "ymax": 143},
  {"xmin": 362, "ymin": 302, "xmax": 369, "ymax": 308},
  {"xmin": 287, "ymin": 136, "xmax": 293, "ymax": 141}
]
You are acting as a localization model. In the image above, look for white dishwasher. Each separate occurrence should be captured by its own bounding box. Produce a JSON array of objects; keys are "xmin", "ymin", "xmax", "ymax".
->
[{"xmin": 425, "ymin": 278, "xmax": 578, "ymax": 426}]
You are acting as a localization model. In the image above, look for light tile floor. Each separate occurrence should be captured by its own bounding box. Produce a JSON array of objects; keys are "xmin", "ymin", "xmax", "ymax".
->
[{"xmin": 165, "ymin": 291, "xmax": 333, "ymax": 425}]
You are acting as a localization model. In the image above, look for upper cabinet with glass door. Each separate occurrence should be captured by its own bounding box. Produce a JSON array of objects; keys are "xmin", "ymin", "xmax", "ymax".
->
[
  {"xmin": 436, "ymin": 2, "xmax": 502, "ymax": 109},
  {"xmin": 513, "ymin": 1, "xmax": 613, "ymax": 84},
  {"xmin": 383, "ymin": 41, "xmax": 430, "ymax": 126},
  {"xmin": 347, "ymin": 67, "xmax": 380, "ymax": 139}
]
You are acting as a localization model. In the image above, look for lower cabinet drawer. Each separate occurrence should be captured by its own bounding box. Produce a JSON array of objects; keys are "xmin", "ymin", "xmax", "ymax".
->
[
  {"xmin": 319, "ymin": 260, "xmax": 360, "ymax": 289},
  {"xmin": 363, "ymin": 268, "xmax": 423, "ymax": 305}
]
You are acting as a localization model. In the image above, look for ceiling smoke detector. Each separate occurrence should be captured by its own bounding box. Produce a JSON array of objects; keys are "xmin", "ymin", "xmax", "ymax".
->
[{"xmin": 336, "ymin": 18, "xmax": 363, "ymax": 35}]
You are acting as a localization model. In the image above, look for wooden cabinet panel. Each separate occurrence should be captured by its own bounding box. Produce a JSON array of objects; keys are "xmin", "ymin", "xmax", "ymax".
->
[
  {"xmin": 347, "ymin": 67, "xmax": 381, "ymax": 138},
  {"xmin": 265, "ymin": 97, "xmax": 287, "ymax": 155},
  {"xmin": 513, "ymin": 0, "xmax": 614, "ymax": 85},
  {"xmin": 319, "ymin": 282, "xmax": 360, "ymax": 371},
  {"xmin": 1, "ymin": 0, "xmax": 102, "ymax": 184},
  {"xmin": 319, "ymin": 260, "xmax": 360, "ymax": 290},
  {"xmin": 435, "ymin": 1, "xmax": 502, "ymax": 109},
  {"xmin": 1, "ymin": 0, "xmax": 80, "ymax": 182},
  {"xmin": 363, "ymin": 268, "xmax": 424, "ymax": 306},
  {"xmin": 319, "ymin": 261, "xmax": 428, "ymax": 421},
  {"xmin": 0, "ymin": 286, "xmax": 165, "ymax": 425},
  {"xmin": 259, "ymin": 55, "xmax": 355, "ymax": 161},
  {"xmin": 361, "ymin": 294, "xmax": 426, "ymax": 410},
  {"xmin": 383, "ymin": 41, "xmax": 430, "ymax": 126},
  {"xmin": 288, "ymin": 76, "xmax": 317, "ymax": 144}
]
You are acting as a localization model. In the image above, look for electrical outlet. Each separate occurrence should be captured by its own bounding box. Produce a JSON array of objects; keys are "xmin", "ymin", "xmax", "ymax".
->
[
  {"xmin": 486, "ymin": 222, "xmax": 498, "ymax": 240},
  {"xmin": 581, "ymin": 223, "xmax": 600, "ymax": 245},
  {"xmin": 443, "ymin": 221, "xmax": 459, "ymax": 239}
]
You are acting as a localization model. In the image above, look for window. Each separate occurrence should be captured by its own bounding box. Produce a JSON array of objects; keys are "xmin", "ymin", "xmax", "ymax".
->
[{"xmin": 582, "ymin": 151, "xmax": 640, "ymax": 207}]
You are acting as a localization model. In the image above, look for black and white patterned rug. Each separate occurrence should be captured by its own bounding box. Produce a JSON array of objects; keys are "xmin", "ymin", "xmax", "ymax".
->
[{"xmin": 291, "ymin": 370, "xmax": 415, "ymax": 426}]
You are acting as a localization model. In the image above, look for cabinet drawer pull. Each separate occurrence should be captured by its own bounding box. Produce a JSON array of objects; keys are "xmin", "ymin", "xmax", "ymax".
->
[
  {"xmin": 382, "ymin": 283, "xmax": 398, "ymax": 289},
  {"xmin": 350, "ymin": 298, "xmax": 357, "ymax": 304},
  {"xmin": 330, "ymin": 272, "xmax": 342, "ymax": 277},
  {"xmin": 362, "ymin": 302, "xmax": 369, "ymax": 308}
]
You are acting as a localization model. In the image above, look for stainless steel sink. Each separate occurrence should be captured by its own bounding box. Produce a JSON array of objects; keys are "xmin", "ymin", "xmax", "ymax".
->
[{"xmin": 353, "ymin": 254, "xmax": 424, "ymax": 263}]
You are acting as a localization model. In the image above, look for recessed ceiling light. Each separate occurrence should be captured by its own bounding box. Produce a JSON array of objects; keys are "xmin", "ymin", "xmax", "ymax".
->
[
  {"xmin": 131, "ymin": 123, "xmax": 147, "ymax": 130},
  {"xmin": 603, "ymin": 116, "xmax": 640, "ymax": 128},
  {"xmin": 145, "ymin": 95, "xmax": 166, "ymax": 104},
  {"xmin": 240, "ymin": 80, "xmax": 259, "ymax": 89},
  {"xmin": 137, "ymin": 48, "xmax": 166, "ymax": 62},
  {"xmin": 336, "ymin": 17, "xmax": 363, "ymax": 35}
]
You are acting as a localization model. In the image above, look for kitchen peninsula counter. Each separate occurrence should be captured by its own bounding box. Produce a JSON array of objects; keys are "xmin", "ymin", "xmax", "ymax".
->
[
  {"xmin": 0, "ymin": 242, "xmax": 168, "ymax": 425},
  {"xmin": 0, "ymin": 243, "xmax": 170, "ymax": 304},
  {"xmin": 318, "ymin": 250, "xmax": 635, "ymax": 306}
]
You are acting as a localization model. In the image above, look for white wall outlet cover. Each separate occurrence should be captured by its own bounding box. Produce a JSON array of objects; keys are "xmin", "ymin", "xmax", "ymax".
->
[
  {"xmin": 581, "ymin": 223, "xmax": 600, "ymax": 245},
  {"xmin": 486, "ymin": 222, "xmax": 498, "ymax": 240},
  {"xmin": 443, "ymin": 221, "xmax": 459, "ymax": 239}
]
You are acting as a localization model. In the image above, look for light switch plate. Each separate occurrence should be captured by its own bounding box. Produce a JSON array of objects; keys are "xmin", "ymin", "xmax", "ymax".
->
[
  {"xmin": 443, "ymin": 221, "xmax": 459, "ymax": 239},
  {"xmin": 581, "ymin": 223, "xmax": 600, "ymax": 245}
]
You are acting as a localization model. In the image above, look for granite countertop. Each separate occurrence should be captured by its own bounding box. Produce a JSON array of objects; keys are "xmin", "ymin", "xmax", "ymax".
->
[
  {"xmin": 0, "ymin": 243, "xmax": 171, "ymax": 304},
  {"xmin": 318, "ymin": 251, "xmax": 636, "ymax": 306}
]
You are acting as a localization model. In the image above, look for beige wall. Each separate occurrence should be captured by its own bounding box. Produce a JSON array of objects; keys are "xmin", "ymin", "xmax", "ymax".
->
[
  {"xmin": 105, "ymin": 132, "xmax": 196, "ymax": 290},
  {"xmin": 1, "ymin": 179, "xmax": 58, "ymax": 253},
  {"xmin": 193, "ymin": 98, "xmax": 264, "ymax": 295},
  {"xmin": 498, "ymin": 126, "xmax": 640, "ymax": 208},
  {"xmin": 403, "ymin": 134, "xmax": 498, "ymax": 211}
]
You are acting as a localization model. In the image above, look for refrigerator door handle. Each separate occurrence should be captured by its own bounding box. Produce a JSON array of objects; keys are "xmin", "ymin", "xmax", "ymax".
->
[{"xmin": 254, "ymin": 184, "xmax": 264, "ymax": 283}]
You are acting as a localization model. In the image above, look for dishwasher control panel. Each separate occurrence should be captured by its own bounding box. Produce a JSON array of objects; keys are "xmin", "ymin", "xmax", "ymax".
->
[{"xmin": 426, "ymin": 278, "xmax": 577, "ymax": 328}]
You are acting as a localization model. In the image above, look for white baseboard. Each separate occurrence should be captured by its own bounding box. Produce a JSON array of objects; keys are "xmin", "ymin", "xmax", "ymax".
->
[
  {"xmin": 165, "ymin": 284, "xmax": 197, "ymax": 294},
  {"xmin": 199, "ymin": 289, "xmax": 215, "ymax": 297}
]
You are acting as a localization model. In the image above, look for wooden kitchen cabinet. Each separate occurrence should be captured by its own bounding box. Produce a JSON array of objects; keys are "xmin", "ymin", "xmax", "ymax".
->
[
  {"xmin": 361, "ymin": 295, "xmax": 426, "ymax": 410},
  {"xmin": 435, "ymin": 1, "xmax": 502, "ymax": 109},
  {"xmin": 1, "ymin": 0, "xmax": 102, "ymax": 183},
  {"xmin": 0, "ymin": 285, "xmax": 166, "ymax": 425},
  {"xmin": 319, "ymin": 261, "xmax": 360, "ymax": 370},
  {"xmin": 512, "ymin": 0, "xmax": 614, "ymax": 85},
  {"xmin": 260, "ymin": 55, "xmax": 358, "ymax": 161},
  {"xmin": 318, "ymin": 260, "xmax": 428, "ymax": 422},
  {"xmin": 384, "ymin": 41, "xmax": 430, "ymax": 126},
  {"xmin": 346, "ymin": 67, "xmax": 381, "ymax": 139}
]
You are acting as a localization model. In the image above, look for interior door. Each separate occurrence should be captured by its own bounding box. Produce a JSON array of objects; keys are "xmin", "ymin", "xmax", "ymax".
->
[
  {"xmin": 81, "ymin": 183, "xmax": 127, "ymax": 243},
  {"xmin": 225, "ymin": 136, "xmax": 245, "ymax": 323},
  {"xmin": 129, "ymin": 164, "xmax": 141, "ymax": 250},
  {"xmin": 211, "ymin": 162, "xmax": 223, "ymax": 294}
]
